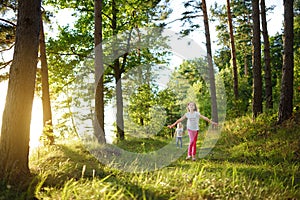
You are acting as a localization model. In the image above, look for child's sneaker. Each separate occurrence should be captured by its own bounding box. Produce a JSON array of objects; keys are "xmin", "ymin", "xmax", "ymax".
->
[{"xmin": 186, "ymin": 156, "xmax": 192, "ymax": 160}]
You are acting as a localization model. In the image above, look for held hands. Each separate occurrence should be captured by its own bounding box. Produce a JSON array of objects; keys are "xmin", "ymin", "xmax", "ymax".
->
[
  {"xmin": 211, "ymin": 121, "xmax": 218, "ymax": 126},
  {"xmin": 167, "ymin": 124, "xmax": 175, "ymax": 128},
  {"xmin": 211, "ymin": 121, "xmax": 218, "ymax": 128}
]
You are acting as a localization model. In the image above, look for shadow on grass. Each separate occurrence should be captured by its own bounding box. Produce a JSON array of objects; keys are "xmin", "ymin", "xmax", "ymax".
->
[
  {"xmin": 13, "ymin": 142, "xmax": 172, "ymax": 200},
  {"xmin": 42, "ymin": 143, "xmax": 109, "ymax": 186},
  {"xmin": 0, "ymin": 174, "xmax": 40, "ymax": 200},
  {"xmin": 54, "ymin": 142, "xmax": 173, "ymax": 199}
]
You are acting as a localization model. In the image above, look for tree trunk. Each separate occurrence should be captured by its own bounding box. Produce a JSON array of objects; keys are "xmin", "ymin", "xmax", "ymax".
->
[
  {"xmin": 0, "ymin": 0, "xmax": 41, "ymax": 184},
  {"xmin": 201, "ymin": 0, "xmax": 218, "ymax": 123},
  {"xmin": 40, "ymin": 11, "xmax": 54, "ymax": 145},
  {"xmin": 278, "ymin": 0, "xmax": 294, "ymax": 124},
  {"xmin": 260, "ymin": 0, "xmax": 273, "ymax": 110},
  {"xmin": 252, "ymin": 0, "xmax": 263, "ymax": 118},
  {"xmin": 111, "ymin": 0, "xmax": 125, "ymax": 140},
  {"xmin": 226, "ymin": 0, "xmax": 239, "ymax": 100},
  {"xmin": 244, "ymin": 55, "xmax": 248, "ymax": 76},
  {"xmin": 114, "ymin": 60, "xmax": 125, "ymax": 140},
  {"xmin": 94, "ymin": 0, "xmax": 106, "ymax": 143}
]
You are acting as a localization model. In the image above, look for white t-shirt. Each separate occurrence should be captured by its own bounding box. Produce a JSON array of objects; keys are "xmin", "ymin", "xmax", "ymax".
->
[
  {"xmin": 176, "ymin": 128, "xmax": 184, "ymax": 137},
  {"xmin": 185, "ymin": 111, "xmax": 200, "ymax": 131}
]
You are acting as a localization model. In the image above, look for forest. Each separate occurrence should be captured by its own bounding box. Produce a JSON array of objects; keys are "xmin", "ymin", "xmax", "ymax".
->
[{"xmin": 0, "ymin": 0, "xmax": 299, "ymax": 199}]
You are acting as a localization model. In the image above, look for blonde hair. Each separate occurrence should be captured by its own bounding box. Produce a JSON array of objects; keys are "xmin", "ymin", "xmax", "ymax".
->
[{"xmin": 177, "ymin": 122, "xmax": 183, "ymax": 128}]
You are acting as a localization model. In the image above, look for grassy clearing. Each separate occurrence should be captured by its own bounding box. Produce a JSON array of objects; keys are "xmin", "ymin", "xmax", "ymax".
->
[{"xmin": 0, "ymin": 112, "xmax": 299, "ymax": 199}]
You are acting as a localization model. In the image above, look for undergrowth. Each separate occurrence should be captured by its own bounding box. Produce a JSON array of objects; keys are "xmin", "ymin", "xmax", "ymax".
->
[{"xmin": 0, "ymin": 112, "xmax": 299, "ymax": 200}]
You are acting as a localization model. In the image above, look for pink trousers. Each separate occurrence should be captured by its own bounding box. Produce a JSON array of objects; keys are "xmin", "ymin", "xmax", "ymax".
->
[{"xmin": 187, "ymin": 129, "xmax": 198, "ymax": 157}]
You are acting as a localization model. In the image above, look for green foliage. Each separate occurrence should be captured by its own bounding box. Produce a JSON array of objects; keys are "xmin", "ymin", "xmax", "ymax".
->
[
  {"xmin": 214, "ymin": 112, "xmax": 300, "ymax": 164},
  {"xmin": 125, "ymin": 83, "xmax": 169, "ymax": 138},
  {"xmin": 179, "ymin": 1, "xmax": 202, "ymax": 36},
  {"xmin": 217, "ymin": 66, "xmax": 252, "ymax": 118},
  {"xmin": 213, "ymin": 47, "xmax": 231, "ymax": 72},
  {"xmin": 0, "ymin": 0, "xmax": 16, "ymax": 74},
  {"xmin": 157, "ymin": 88, "xmax": 180, "ymax": 124},
  {"xmin": 269, "ymin": 33, "xmax": 284, "ymax": 106},
  {"xmin": 122, "ymin": 59, "xmax": 172, "ymax": 137},
  {"xmin": 211, "ymin": 0, "xmax": 253, "ymax": 77},
  {"xmin": 42, "ymin": 0, "xmax": 173, "ymax": 141},
  {"xmin": 40, "ymin": 121, "xmax": 55, "ymax": 145},
  {"xmin": 0, "ymin": 22, "xmax": 15, "ymax": 47},
  {"xmin": 0, "ymin": 72, "xmax": 9, "ymax": 82},
  {"xmin": 210, "ymin": 0, "xmax": 300, "ymax": 119},
  {"xmin": 2, "ymin": 112, "xmax": 300, "ymax": 199},
  {"xmin": 210, "ymin": 0, "xmax": 255, "ymax": 118},
  {"xmin": 294, "ymin": 1, "xmax": 300, "ymax": 107},
  {"xmin": 0, "ymin": 0, "xmax": 17, "ymax": 47},
  {"xmin": 160, "ymin": 58, "xmax": 217, "ymax": 132},
  {"xmin": 128, "ymin": 84, "xmax": 156, "ymax": 126}
]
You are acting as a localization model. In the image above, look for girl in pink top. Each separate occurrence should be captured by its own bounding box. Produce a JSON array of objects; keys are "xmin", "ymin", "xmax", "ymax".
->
[{"xmin": 168, "ymin": 102, "xmax": 218, "ymax": 161}]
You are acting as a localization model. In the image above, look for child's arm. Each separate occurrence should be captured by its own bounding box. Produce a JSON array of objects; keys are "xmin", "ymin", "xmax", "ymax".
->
[
  {"xmin": 167, "ymin": 115, "xmax": 186, "ymax": 128},
  {"xmin": 200, "ymin": 114, "xmax": 218, "ymax": 126}
]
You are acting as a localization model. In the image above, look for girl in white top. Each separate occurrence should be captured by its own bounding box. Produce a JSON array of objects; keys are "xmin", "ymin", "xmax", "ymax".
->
[
  {"xmin": 175, "ymin": 122, "xmax": 184, "ymax": 148},
  {"xmin": 168, "ymin": 102, "xmax": 218, "ymax": 161}
]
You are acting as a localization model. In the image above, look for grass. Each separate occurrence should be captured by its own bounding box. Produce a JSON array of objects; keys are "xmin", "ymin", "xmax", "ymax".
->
[{"xmin": 0, "ymin": 112, "xmax": 299, "ymax": 199}]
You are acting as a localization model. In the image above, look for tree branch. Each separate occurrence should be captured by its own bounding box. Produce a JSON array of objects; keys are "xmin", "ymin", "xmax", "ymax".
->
[
  {"xmin": 0, "ymin": 44, "xmax": 15, "ymax": 53},
  {"xmin": 0, "ymin": 60, "xmax": 12, "ymax": 69},
  {"xmin": 102, "ymin": 12, "xmax": 113, "ymax": 23},
  {"xmin": 47, "ymin": 51, "xmax": 93, "ymax": 59},
  {"xmin": 120, "ymin": 28, "xmax": 133, "ymax": 73},
  {"xmin": 0, "ymin": 18, "xmax": 16, "ymax": 27},
  {"xmin": 107, "ymin": 64, "xmax": 114, "ymax": 70},
  {"xmin": 164, "ymin": 14, "xmax": 203, "ymax": 26}
]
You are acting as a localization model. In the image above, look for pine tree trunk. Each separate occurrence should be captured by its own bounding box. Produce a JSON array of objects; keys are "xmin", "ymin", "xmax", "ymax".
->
[
  {"xmin": 0, "ymin": 0, "xmax": 41, "ymax": 184},
  {"xmin": 40, "ymin": 12, "xmax": 54, "ymax": 145},
  {"xmin": 226, "ymin": 0, "xmax": 239, "ymax": 100},
  {"xmin": 252, "ymin": 0, "xmax": 263, "ymax": 118},
  {"xmin": 114, "ymin": 60, "xmax": 125, "ymax": 140},
  {"xmin": 260, "ymin": 0, "xmax": 273, "ymax": 110},
  {"xmin": 278, "ymin": 0, "xmax": 294, "ymax": 124},
  {"xmin": 201, "ymin": 0, "xmax": 218, "ymax": 123},
  {"xmin": 94, "ymin": 0, "xmax": 106, "ymax": 143},
  {"xmin": 112, "ymin": 0, "xmax": 125, "ymax": 140},
  {"xmin": 244, "ymin": 55, "xmax": 248, "ymax": 76}
]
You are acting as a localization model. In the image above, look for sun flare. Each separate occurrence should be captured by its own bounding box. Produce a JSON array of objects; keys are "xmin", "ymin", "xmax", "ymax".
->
[
  {"xmin": 30, "ymin": 97, "xmax": 43, "ymax": 149},
  {"xmin": 0, "ymin": 81, "xmax": 43, "ymax": 150}
]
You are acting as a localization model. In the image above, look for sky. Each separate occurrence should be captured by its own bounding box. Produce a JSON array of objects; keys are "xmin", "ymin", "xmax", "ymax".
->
[
  {"xmin": 51, "ymin": 0, "xmax": 284, "ymax": 53},
  {"xmin": 0, "ymin": 0, "xmax": 285, "ymax": 146},
  {"xmin": 166, "ymin": 0, "xmax": 284, "ymax": 53}
]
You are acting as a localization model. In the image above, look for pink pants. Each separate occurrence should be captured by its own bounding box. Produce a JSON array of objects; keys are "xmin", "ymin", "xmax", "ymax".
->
[{"xmin": 188, "ymin": 129, "xmax": 198, "ymax": 157}]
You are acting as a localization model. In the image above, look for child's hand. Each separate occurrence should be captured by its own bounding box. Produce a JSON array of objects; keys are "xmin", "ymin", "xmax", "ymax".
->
[
  {"xmin": 211, "ymin": 122, "xmax": 218, "ymax": 127},
  {"xmin": 167, "ymin": 124, "xmax": 174, "ymax": 128}
]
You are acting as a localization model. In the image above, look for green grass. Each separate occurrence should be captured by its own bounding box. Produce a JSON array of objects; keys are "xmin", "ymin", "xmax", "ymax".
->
[{"xmin": 1, "ymin": 112, "xmax": 299, "ymax": 199}]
